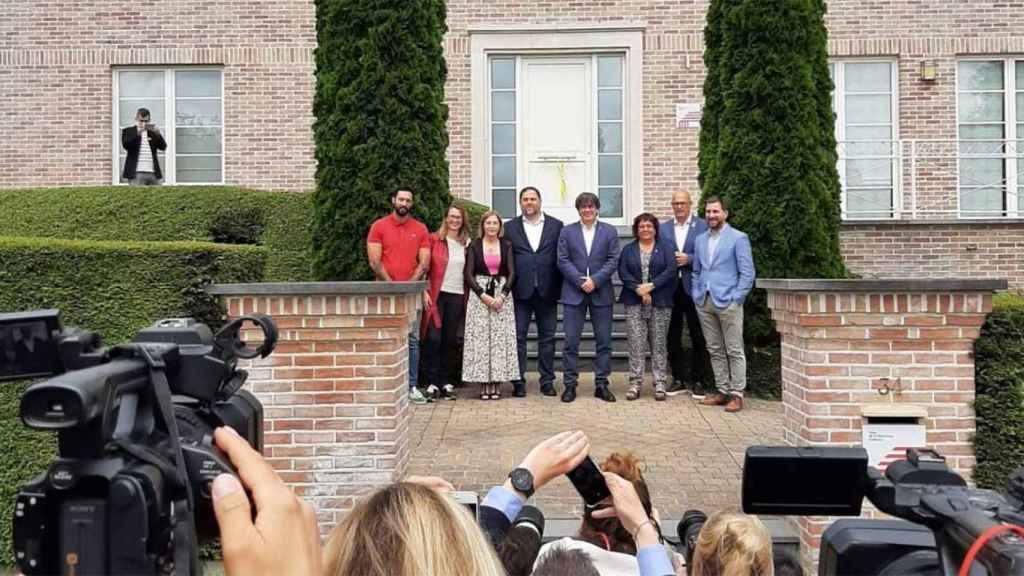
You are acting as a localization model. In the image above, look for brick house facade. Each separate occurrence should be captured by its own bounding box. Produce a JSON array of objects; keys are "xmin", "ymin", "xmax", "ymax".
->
[{"xmin": 2, "ymin": 1, "xmax": 1023, "ymax": 287}]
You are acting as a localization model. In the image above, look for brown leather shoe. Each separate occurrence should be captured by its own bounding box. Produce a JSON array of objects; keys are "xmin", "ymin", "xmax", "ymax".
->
[
  {"xmin": 725, "ymin": 395, "xmax": 744, "ymax": 413},
  {"xmin": 701, "ymin": 393, "xmax": 730, "ymax": 406}
]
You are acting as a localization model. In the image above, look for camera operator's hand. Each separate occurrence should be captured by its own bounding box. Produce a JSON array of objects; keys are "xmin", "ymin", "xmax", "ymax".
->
[
  {"xmin": 513, "ymin": 430, "xmax": 590, "ymax": 493},
  {"xmin": 592, "ymin": 472, "xmax": 660, "ymax": 548},
  {"xmin": 212, "ymin": 427, "xmax": 322, "ymax": 576},
  {"xmin": 405, "ymin": 475, "xmax": 455, "ymax": 493}
]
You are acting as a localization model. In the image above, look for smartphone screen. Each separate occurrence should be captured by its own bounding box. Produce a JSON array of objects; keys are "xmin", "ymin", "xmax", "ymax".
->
[{"xmin": 566, "ymin": 456, "xmax": 611, "ymax": 507}]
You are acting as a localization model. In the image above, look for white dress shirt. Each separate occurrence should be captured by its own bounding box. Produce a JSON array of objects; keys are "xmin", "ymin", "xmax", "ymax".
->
[
  {"xmin": 582, "ymin": 221, "xmax": 597, "ymax": 256},
  {"xmin": 707, "ymin": 225, "xmax": 725, "ymax": 265},
  {"xmin": 673, "ymin": 215, "xmax": 692, "ymax": 253},
  {"xmin": 523, "ymin": 213, "xmax": 545, "ymax": 252}
]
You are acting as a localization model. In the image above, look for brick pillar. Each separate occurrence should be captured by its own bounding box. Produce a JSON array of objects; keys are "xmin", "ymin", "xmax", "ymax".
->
[
  {"xmin": 208, "ymin": 281, "xmax": 424, "ymax": 533},
  {"xmin": 759, "ymin": 278, "xmax": 1005, "ymax": 571}
]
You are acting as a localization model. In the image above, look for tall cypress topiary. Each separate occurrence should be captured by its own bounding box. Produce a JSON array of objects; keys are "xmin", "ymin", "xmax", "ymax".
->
[
  {"xmin": 311, "ymin": 0, "xmax": 451, "ymax": 280},
  {"xmin": 696, "ymin": 0, "xmax": 728, "ymax": 195},
  {"xmin": 698, "ymin": 0, "xmax": 845, "ymax": 281}
]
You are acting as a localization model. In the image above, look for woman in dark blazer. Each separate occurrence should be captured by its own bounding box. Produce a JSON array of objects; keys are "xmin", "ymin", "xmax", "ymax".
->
[
  {"xmin": 617, "ymin": 213, "xmax": 677, "ymax": 401},
  {"xmin": 462, "ymin": 211, "xmax": 520, "ymax": 399}
]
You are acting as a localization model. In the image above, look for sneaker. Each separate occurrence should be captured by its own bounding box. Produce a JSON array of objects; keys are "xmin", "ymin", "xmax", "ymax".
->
[
  {"xmin": 425, "ymin": 384, "xmax": 440, "ymax": 401},
  {"xmin": 409, "ymin": 387, "xmax": 429, "ymax": 405},
  {"xmin": 690, "ymin": 382, "xmax": 707, "ymax": 401},
  {"xmin": 654, "ymin": 383, "xmax": 667, "ymax": 402},
  {"xmin": 442, "ymin": 384, "xmax": 457, "ymax": 401},
  {"xmin": 665, "ymin": 380, "xmax": 688, "ymax": 397},
  {"xmin": 626, "ymin": 385, "xmax": 641, "ymax": 401}
]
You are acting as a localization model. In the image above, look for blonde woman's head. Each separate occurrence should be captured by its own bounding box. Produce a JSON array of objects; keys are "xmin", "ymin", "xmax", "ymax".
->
[
  {"xmin": 324, "ymin": 482, "xmax": 504, "ymax": 576},
  {"xmin": 691, "ymin": 511, "xmax": 774, "ymax": 576}
]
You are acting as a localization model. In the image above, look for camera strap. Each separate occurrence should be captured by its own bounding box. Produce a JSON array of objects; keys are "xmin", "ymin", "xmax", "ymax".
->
[{"xmin": 109, "ymin": 345, "xmax": 200, "ymax": 575}]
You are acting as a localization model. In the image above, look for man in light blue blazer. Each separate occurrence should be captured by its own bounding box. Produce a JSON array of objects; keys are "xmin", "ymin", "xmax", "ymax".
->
[
  {"xmin": 690, "ymin": 195, "xmax": 755, "ymax": 413},
  {"xmin": 659, "ymin": 190, "xmax": 710, "ymax": 399},
  {"xmin": 557, "ymin": 192, "xmax": 622, "ymax": 403}
]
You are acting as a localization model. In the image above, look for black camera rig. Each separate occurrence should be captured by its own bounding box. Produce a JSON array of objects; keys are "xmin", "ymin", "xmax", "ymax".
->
[
  {"xmin": 1, "ymin": 309, "xmax": 276, "ymax": 575},
  {"xmin": 742, "ymin": 445, "xmax": 1024, "ymax": 576}
]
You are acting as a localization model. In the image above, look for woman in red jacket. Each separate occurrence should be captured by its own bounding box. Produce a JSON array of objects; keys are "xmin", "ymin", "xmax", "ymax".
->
[{"xmin": 420, "ymin": 204, "xmax": 471, "ymax": 401}]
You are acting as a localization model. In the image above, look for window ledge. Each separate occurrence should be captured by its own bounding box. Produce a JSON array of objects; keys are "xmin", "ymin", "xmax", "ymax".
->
[
  {"xmin": 468, "ymin": 22, "xmax": 647, "ymax": 35},
  {"xmin": 842, "ymin": 218, "xmax": 1024, "ymax": 226}
]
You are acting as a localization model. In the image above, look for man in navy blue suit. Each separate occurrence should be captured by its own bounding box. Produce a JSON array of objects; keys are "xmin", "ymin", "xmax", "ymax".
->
[
  {"xmin": 503, "ymin": 186, "xmax": 564, "ymax": 398},
  {"xmin": 557, "ymin": 193, "xmax": 622, "ymax": 403},
  {"xmin": 659, "ymin": 190, "xmax": 710, "ymax": 399}
]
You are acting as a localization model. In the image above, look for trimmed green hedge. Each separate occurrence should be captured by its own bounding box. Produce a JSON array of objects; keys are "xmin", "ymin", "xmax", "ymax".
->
[
  {"xmin": 0, "ymin": 236, "xmax": 266, "ymax": 563},
  {"xmin": 0, "ymin": 186, "xmax": 312, "ymax": 281},
  {"xmin": 973, "ymin": 293, "xmax": 1024, "ymax": 489}
]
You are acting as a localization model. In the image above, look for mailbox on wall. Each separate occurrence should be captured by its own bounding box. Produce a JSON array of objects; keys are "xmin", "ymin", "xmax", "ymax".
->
[{"xmin": 861, "ymin": 404, "xmax": 928, "ymax": 472}]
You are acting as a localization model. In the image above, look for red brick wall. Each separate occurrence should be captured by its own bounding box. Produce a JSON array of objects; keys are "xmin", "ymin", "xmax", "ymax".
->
[
  {"xmin": 765, "ymin": 284, "xmax": 996, "ymax": 569},
  {"xmin": 2, "ymin": 1, "xmax": 1023, "ymax": 287},
  {"xmin": 841, "ymin": 222, "xmax": 1024, "ymax": 290},
  {"xmin": 0, "ymin": 1, "xmax": 316, "ymax": 191},
  {"xmin": 221, "ymin": 289, "xmax": 419, "ymax": 532}
]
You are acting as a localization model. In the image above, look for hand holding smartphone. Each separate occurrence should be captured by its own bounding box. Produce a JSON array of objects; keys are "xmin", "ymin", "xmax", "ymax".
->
[{"xmin": 566, "ymin": 455, "xmax": 611, "ymax": 507}]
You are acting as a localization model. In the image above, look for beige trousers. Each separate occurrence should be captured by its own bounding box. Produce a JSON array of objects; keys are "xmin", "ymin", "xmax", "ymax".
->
[{"xmin": 695, "ymin": 297, "xmax": 746, "ymax": 397}]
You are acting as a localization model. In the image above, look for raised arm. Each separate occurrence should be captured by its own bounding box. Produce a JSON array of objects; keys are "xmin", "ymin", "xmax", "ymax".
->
[
  {"xmin": 121, "ymin": 127, "xmax": 141, "ymax": 151},
  {"xmin": 148, "ymin": 129, "xmax": 167, "ymax": 151}
]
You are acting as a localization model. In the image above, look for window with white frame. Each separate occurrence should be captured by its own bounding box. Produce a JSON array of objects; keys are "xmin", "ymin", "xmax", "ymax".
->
[
  {"xmin": 957, "ymin": 59, "xmax": 1023, "ymax": 217},
  {"xmin": 489, "ymin": 57, "xmax": 517, "ymax": 217},
  {"xmin": 484, "ymin": 51, "xmax": 629, "ymax": 222},
  {"xmin": 114, "ymin": 68, "xmax": 224, "ymax": 185},
  {"xmin": 829, "ymin": 60, "xmax": 899, "ymax": 219},
  {"xmin": 596, "ymin": 54, "xmax": 625, "ymax": 219}
]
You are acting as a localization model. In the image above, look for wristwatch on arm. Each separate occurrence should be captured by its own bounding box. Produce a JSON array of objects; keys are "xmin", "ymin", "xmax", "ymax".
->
[{"xmin": 508, "ymin": 467, "xmax": 535, "ymax": 498}]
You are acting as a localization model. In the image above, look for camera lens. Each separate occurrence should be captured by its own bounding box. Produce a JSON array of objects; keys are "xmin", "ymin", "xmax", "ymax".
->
[{"xmin": 678, "ymin": 509, "xmax": 708, "ymax": 568}]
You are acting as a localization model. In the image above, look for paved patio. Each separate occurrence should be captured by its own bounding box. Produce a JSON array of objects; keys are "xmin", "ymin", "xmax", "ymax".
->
[{"xmin": 407, "ymin": 373, "xmax": 785, "ymax": 522}]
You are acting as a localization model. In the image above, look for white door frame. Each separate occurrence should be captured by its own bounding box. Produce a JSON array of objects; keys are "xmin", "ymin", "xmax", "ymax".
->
[{"xmin": 469, "ymin": 24, "xmax": 645, "ymax": 222}]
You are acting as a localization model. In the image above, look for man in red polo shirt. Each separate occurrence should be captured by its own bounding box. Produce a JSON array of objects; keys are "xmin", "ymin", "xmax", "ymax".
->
[{"xmin": 367, "ymin": 188, "xmax": 431, "ymax": 403}]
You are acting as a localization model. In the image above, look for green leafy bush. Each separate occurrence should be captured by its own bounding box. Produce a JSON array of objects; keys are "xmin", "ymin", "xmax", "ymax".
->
[
  {"xmin": 0, "ymin": 186, "xmax": 312, "ymax": 281},
  {"xmin": 311, "ymin": 0, "xmax": 451, "ymax": 280},
  {"xmin": 0, "ymin": 236, "xmax": 266, "ymax": 562},
  {"xmin": 973, "ymin": 293, "xmax": 1024, "ymax": 489}
]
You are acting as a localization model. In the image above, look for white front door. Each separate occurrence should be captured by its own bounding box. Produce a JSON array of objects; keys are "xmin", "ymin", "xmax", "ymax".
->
[{"xmin": 521, "ymin": 56, "xmax": 593, "ymax": 224}]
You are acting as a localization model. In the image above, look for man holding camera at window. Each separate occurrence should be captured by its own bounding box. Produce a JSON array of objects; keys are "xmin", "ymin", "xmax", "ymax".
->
[{"xmin": 121, "ymin": 107, "xmax": 167, "ymax": 185}]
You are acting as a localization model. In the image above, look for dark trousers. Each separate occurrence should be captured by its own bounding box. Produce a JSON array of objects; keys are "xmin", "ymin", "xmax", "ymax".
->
[
  {"xmin": 422, "ymin": 291, "xmax": 464, "ymax": 388},
  {"xmin": 562, "ymin": 296, "xmax": 613, "ymax": 390},
  {"xmin": 514, "ymin": 293, "xmax": 558, "ymax": 388},
  {"xmin": 667, "ymin": 284, "xmax": 707, "ymax": 384}
]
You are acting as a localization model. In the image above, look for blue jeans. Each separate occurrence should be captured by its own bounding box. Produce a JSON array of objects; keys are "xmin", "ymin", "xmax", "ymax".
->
[
  {"xmin": 409, "ymin": 311, "xmax": 421, "ymax": 390},
  {"xmin": 562, "ymin": 297, "xmax": 613, "ymax": 390}
]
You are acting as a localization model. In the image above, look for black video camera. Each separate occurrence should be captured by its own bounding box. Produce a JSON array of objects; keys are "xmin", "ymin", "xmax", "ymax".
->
[
  {"xmin": 1, "ymin": 309, "xmax": 277, "ymax": 575},
  {"xmin": 743, "ymin": 445, "xmax": 1024, "ymax": 575}
]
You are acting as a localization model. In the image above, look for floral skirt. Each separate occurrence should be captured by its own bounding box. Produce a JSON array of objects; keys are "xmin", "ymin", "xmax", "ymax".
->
[{"xmin": 461, "ymin": 276, "xmax": 520, "ymax": 383}]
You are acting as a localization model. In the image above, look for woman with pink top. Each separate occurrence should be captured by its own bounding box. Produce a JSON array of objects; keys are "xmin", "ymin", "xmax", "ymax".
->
[{"xmin": 462, "ymin": 211, "xmax": 520, "ymax": 399}]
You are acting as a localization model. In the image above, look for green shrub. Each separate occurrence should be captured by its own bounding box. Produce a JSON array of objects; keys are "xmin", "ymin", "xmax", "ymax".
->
[
  {"xmin": 454, "ymin": 198, "xmax": 490, "ymax": 238},
  {"xmin": 0, "ymin": 186, "xmax": 312, "ymax": 282},
  {"xmin": 311, "ymin": 0, "xmax": 451, "ymax": 281},
  {"xmin": 973, "ymin": 293, "xmax": 1024, "ymax": 489},
  {"xmin": 0, "ymin": 236, "xmax": 266, "ymax": 562}
]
